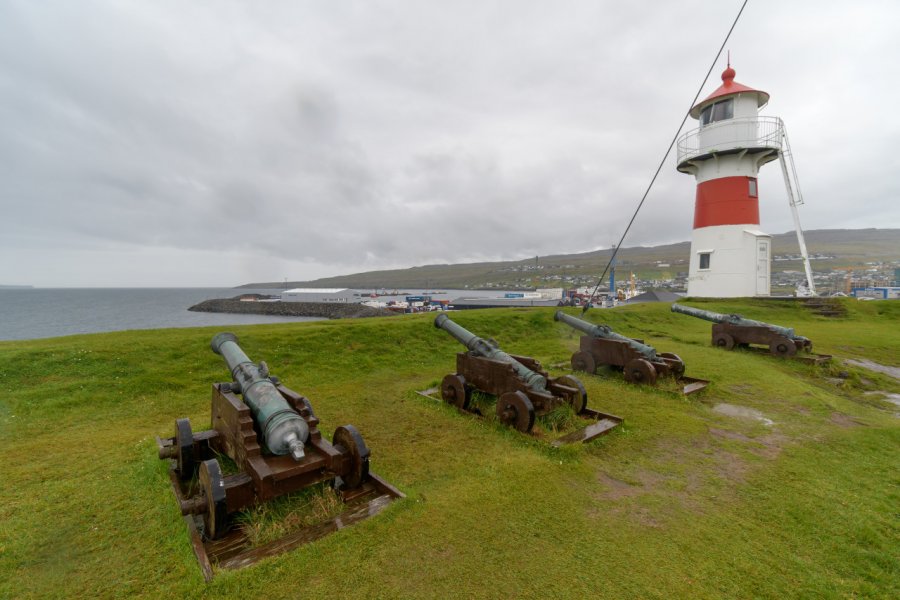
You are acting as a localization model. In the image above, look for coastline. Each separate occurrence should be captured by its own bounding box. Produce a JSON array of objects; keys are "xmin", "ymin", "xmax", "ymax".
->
[{"xmin": 188, "ymin": 298, "xmax": 398, "ymax": 319}]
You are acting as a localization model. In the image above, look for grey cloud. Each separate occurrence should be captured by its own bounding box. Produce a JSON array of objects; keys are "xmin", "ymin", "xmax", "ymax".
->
[{"xmin": 0, "ymin": 0, "xmax": 897, "ymax": 287}]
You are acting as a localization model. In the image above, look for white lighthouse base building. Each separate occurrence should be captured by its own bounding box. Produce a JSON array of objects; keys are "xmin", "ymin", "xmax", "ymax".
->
[
  {"xmin": 687, "ymin": 226, "xmax": 771, "ymax": 297},
  {"xmin": 675, "ymin": 62, "xmax": 782, "ymax": 298}
]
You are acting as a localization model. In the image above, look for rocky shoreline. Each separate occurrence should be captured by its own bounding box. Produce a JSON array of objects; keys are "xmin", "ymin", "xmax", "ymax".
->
[{"xmin": 188, "ymin": 297, "xmax": 398, "ymax": 319}]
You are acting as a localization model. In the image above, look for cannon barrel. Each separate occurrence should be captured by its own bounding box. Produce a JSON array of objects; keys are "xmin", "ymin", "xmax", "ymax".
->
[
  {"xmin": 671, "ymin": 304, "xmax": 807, "ymax": 341},
  {"xmin": 554, "ymin": 311, "xmax": 657, "ymax": 360},
  {"xmin": 211, "ymin": 333, "xmax": 309, "ymax": 460},
  {"xmin": 434, "ymin": 314, "xmax": 547, "ymax": 391}
]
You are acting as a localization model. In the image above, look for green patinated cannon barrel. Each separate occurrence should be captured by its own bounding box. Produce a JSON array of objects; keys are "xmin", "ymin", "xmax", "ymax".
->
[
  {"xmin": 671, "ymin": 304, "xmax": 808, "ymax": 341},
  {"xmin": 211, "ymin": 333, "xmax": 309, "ymax": 460},
  {"xmin": 554, "ymin": 310, "xmax": 657, "ymax": 360},
  {"xmin": 434, "ymin": 314, "xmax": 547, "ymax": 392}
]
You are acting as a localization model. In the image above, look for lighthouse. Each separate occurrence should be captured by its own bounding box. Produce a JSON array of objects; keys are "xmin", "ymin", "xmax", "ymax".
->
[{"xmin": 676, "ymin": 62, "xmax": 784, "ymax": 297}]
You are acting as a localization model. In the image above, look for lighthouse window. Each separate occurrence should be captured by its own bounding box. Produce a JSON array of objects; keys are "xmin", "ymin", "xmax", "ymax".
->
[
  {"xmin": 700, "ymin": 98, "xmax": 734, "ymax": 126},
  {"xmin": 748, "ymin": 178, "xmax": 758, "ymax": 197},
  {"xmin": 713, "ymin": 99, "xmax": 734, "ymax": 121},
  {"xmin": 699, "ymin": 253, "xmax": 711, "ymax": 270}
]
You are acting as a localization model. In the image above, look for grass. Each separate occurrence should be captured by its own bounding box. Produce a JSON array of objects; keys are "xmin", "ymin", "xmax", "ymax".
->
[
  {"xmin": 233, "ymin": 483, "xmax": 343, "ymax": 547},
  {"xmin": 0, "ymin": 298, "xmax": 898, "ymax": 598}
]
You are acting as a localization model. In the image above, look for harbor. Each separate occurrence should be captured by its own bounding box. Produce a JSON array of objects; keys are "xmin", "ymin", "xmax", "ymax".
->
[{"xmin": 223, "ymin": 285, "xmax": 661, "ymax": 314}]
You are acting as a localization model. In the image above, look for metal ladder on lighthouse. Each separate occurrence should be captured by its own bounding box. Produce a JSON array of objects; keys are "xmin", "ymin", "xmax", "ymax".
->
[{"xmin": 777, "ymin": 119, "xmax": 817, "ymax": 296}]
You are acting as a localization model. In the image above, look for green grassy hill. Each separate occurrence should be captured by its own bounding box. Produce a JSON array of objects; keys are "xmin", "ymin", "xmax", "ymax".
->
[
  {"xmin": 240, "ymin": 228, "xmax": 900, "ymax": 291},
  {"xmin": 1, "ymin": 299, "xmax": 898, "ymax": 598}
]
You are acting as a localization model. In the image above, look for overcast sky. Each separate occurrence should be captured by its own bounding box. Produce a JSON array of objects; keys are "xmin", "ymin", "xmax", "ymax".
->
[{"xmin": 1, "ymin": 0, "xmax": 897, "ymax": 287}]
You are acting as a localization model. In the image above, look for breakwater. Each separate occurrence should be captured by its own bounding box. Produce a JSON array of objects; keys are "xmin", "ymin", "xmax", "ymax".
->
[{"xmin": 188, "ymin": 297, "xmax": 397, "ymax": 319}]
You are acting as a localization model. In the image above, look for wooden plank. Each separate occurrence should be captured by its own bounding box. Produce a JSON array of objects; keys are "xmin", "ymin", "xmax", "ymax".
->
[
  {"xmin": 742, "ymin": 345, "xmax": 832, "ymax": 364},
  {"xmin": 551, "ymin": 416, "xmax": 622, "ymax": 447},
  {"xmin": 167, "ymin": 469, "xmax": 405, "ymax": 578},
  {"xmin": 415, "ymin": 387, "xmax": 439, "ymax": 399},
  {"xmin": 368, "ymin": 472, "xmax": 407, "ymax": 499},
  {"xmin": 183, "ymin": 515, "xmax": 214, "ymax": 582},
  {"xmin": 340, "ymin": 481, "xmax": 376, "ymax": 502},
  {"xmin": 679, "ymin": 377, "xmax": 710, "ymax": 395},
  {"xmin": 215, "ymin": 494, "xmax": 395, "ymax": 572},
  {"xmin": 203, "ymin": 527, "xmax": 253, "ymax": 562},
  {"xmin": 682, "ymin": 380, "xmax": 709, "ymax": 395}
]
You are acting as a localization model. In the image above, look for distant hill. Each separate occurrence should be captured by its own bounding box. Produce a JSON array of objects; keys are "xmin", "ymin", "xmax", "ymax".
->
[{"xmin": 239, "ymin": 228, "xmax": 900, "ymax": 291}]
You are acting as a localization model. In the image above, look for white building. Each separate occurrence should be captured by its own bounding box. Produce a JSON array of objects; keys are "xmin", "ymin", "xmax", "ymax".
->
[
  {"xmin": 281, "ymin": 288, "xmax": 358, "ymax": 303},
  {"xmin": 676, "ymin": 63, "xmax": 783, "ymax": 297}
]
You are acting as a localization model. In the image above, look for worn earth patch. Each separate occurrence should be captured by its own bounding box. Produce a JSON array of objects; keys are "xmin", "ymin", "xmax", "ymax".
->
[
  {"xmin": 592, "ymin": 426, "xmax": 790, "ymax": 527},
  {"xmin": 709, "ymin": 427, "xmax": 786, "ymax": 459},
  {"xmin": 829, "ymin": 412, "xmax": 864, "ymax": 428}
]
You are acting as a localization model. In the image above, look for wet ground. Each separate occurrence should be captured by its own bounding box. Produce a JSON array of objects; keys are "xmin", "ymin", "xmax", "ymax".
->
[
  {"xmin": 844, "ymin": 358, "xmax": 900, "ymax": 380},
  {"xmin": 712, "ymin": 403, "xmax": 774, "ymax": 426},
  {"xmin": 864, "ymin": 390, "xmax": 900, "ymax": 408}
]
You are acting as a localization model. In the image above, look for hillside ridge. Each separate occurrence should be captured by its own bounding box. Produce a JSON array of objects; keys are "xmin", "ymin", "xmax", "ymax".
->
[{"xmin": 239, "ymin": 228, "xmax": 899, "ymax": 291}]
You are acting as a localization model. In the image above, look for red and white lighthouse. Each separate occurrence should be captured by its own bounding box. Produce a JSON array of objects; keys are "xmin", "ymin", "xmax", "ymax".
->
[{"xmin": 676, "ymin": 62, "xmax": 783, "ymax": 297}]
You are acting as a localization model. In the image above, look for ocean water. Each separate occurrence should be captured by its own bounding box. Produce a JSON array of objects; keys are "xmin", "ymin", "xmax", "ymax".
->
[{"xmin": 0, "ymin": 288, "xmax": 322, "ymax": 341}]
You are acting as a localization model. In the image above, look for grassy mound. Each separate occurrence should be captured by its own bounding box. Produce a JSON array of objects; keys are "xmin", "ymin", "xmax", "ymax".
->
[{"xmin": 1, "ymin": 299, "xmax": 898, "ymax": 598}]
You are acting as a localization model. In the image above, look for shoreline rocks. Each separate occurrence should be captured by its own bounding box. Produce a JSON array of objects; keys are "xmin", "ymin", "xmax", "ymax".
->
[{"xmin": 188, "ymin": 297, "xmax": 398, "ymax": 320}]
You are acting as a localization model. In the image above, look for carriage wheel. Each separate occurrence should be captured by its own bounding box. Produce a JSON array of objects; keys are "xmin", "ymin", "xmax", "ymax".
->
[
  {"xmin": 198, "ymin": 459, "xmax": 228, "ymax": 540},
  {"xmin": 659, "ymin": 352, "xmax": 686, "ymax": 379},
  {"xmin": 713, "ymin": 332, "xmax": 735, "ymax": 350},
  {"xmin": 333, "ymin": 425, "xmax": 370, "ymax": 489},
  {"xmin": 570, "ymin": 351, "xmax": 596, "ymax": 374},
  {"xmin": 496, "ymin": 391, "xmax": 536, "ymax": 433},
  {"xmin": 623, "ymin": 358, "xmax": 658, "ymax": 385},
  {"xmin": 441, "ymin": 374, "xmax": 471, "ymax": 410},
  {"xmin": 175, "ymin": 418, "xmax": 195, "ymax": 481},
  {"xmin": 555, "ymin": 375, "xmax": 588, "ymax": 414},
  {"xmin": 769, "ymin": 336, "xmax": 798, "ymax": 358}
]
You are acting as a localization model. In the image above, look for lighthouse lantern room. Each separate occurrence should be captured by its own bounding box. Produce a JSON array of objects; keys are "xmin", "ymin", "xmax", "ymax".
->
[{"xmin": 676, "ymin": 62, "xmax": 784, "ymax": 297}]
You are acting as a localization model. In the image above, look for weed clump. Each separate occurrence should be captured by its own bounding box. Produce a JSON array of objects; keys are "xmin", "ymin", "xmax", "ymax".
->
[
  {"xmin": 234, "ymin": 482, "xmax": 343, "ymax": 547},
  {"xmin": 540, "ymin": 403, "xmax": 579, "ymax": 433}
]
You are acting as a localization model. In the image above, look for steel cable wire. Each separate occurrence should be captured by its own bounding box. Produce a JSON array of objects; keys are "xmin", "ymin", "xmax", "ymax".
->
[{"xmin": 582, "ymin": 0, "xmax": 749, "ymax": 314}]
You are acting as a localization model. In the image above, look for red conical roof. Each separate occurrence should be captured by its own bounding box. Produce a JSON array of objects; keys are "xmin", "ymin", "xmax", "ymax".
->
[{"xmin": 690, "ymin": 64, "xmax": 769, "ymax": 119}]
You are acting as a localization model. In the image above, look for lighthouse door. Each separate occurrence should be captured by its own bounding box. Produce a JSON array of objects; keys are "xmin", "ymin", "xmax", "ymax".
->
[{"xmin": 756, "ymin": 239, "xmax": 770, "ymax": 295}]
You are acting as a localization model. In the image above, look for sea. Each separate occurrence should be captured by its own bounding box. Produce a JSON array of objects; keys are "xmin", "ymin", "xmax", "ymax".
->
[
  {"xmin": 0, "ymin": 287, "xmax": 504, "ymax": 342},
  {"xmin": 0, "ymin": 288, "xmax": 318, "ymax": 341}
]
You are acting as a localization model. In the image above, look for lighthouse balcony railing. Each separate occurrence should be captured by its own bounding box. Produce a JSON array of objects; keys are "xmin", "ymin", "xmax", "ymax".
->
[{"xmin": 677, "ymin": 116, "xmax": 783, "ymax": 165}]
